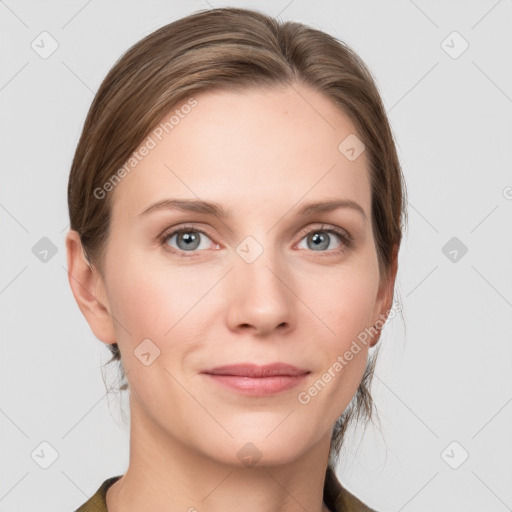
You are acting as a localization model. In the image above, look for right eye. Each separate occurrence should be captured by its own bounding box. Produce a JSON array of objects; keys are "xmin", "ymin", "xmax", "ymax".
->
[{"xmin": 159, "ymin": 225, "xmax": 220, "ymax": 256}]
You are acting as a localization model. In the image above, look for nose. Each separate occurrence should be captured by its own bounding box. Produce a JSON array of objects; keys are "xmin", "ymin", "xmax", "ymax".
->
[{"xmin": 225, "ymin": 249, "xmax": 296, "ymax": 337}]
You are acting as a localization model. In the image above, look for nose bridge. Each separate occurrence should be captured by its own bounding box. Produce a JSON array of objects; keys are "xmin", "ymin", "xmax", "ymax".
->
[{"xmin": 226, "ymin": 233, "xmax": 295, "ymax": 333}]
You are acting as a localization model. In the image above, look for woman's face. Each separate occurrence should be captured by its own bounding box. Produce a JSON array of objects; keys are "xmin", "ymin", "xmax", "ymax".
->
[{"xmin": 95, "ymin": 83, "xmax": 393, "ymax": 466}]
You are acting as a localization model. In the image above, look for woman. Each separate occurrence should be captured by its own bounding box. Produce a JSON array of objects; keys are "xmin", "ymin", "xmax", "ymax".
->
[{"xmin": 66, "ymin": 6, "xmax": 406, "ymax": 512}]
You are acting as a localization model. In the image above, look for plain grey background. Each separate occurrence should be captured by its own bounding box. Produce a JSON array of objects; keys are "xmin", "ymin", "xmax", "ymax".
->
[{"xmin": 1, "ymin": 1, "xmax": 511, "ymax": 511}]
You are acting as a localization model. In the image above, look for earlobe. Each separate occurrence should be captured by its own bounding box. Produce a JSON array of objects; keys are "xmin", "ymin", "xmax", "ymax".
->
[{"xmin": 65, "ymin": 230, "xmax": 117, "ymax": 344}]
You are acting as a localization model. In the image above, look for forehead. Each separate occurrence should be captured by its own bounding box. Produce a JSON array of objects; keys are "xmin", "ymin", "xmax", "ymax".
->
[{"xmin": 110, "ymin": 83, "xmax": 371, "ymax": 223}]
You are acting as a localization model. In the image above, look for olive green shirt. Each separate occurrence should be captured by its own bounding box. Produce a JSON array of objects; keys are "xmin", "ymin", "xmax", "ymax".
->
[{"xmin": 74, "ymin": 466, "xmax": 376, "ymax": 511}]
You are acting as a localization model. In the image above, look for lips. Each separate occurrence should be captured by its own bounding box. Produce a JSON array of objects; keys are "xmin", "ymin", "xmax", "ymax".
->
[
  {"xmin": 201, "ymin": 363, "xmax": 310, "ymax": 377},
  {"xmin": 201, "ymin": 363, "xmax": 311, "ymax": 395}
]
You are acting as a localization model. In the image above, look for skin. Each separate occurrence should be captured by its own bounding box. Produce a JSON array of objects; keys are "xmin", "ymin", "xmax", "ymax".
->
[{"xmin": 66, "ymin": 82, "xmax": 397, "ymax": 512}]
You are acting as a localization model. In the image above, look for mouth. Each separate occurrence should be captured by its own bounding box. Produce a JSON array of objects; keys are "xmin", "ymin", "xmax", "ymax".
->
[{"xmin": 201, "ymin": 363, "xmax": 310, "ymax": 395}]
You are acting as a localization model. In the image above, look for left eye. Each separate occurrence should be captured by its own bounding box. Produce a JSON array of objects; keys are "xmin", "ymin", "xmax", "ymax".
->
[{"xmin": 296, "ymin": 228, "xmax": 346, "ymax": 252}]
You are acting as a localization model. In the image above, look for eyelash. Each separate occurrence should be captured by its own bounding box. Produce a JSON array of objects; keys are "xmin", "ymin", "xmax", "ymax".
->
[{"xmin": 158, "ymin": 223, "xmax": 353, "ymax": 258}]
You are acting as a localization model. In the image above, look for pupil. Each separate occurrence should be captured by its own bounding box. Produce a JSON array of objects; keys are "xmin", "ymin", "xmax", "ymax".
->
[
  {"xmin": 310, "ymin": 232, "xmax": 328, "ymax": 250},
  {"xmin": 180, "ymin": 232, "xmax": 198, "ymax": 249}
]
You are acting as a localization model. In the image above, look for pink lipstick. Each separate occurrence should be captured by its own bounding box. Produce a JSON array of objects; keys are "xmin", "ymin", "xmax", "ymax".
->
[{"xmin": 201, "ymin": 363, "xmax": 310, "ymax": 396}]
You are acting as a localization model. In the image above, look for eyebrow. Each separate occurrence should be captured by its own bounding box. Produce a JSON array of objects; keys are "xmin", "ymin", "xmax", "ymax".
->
[{"xmin": 138, "ymin": 198, "xmax": 367, "ymax": 221}]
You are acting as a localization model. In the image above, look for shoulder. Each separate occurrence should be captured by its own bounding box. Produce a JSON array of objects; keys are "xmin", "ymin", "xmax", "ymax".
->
[
  {"xmin": 74, "ymin": 475, "xmax": 122, "ymax": 512},
  {"xmin": 324, "ymin": 465, "xmax": 379, "ymax": 512}
]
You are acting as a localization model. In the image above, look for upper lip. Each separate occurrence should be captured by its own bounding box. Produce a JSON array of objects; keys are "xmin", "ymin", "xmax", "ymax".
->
[{"xmin": 202, "ymin": 363, "xmax": 310, "ymax": 377}]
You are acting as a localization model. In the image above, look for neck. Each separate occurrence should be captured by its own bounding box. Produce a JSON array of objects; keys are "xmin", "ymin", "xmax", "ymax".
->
[{"xmin": 106, "ymin": 394, "xmax": 334, "ymax": 512}]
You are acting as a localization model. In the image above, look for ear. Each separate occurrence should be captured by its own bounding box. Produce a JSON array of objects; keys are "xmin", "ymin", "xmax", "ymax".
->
[
  {"xmin": 369, "ymin": 244, "xmax": 399, "ymax": 348},
  {"xmin": 65, "ymin": 229, "xmax": 117, "ymax": 344}
]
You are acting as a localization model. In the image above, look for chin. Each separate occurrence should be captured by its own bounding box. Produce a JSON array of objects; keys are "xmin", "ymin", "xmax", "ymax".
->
[{"xmin": 207, "ymin": 430, "xmax": 317, "ymax": 469}]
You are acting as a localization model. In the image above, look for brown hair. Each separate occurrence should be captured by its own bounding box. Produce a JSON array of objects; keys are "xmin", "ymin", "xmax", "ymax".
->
[{"xmin": 67, "ymin": 6, "xmax": 407, "ymax": 468}]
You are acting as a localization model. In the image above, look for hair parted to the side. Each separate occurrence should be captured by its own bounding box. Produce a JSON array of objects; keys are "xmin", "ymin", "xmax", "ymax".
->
[{"xmin": 67, "ymin": 6, "xmax": 407, "ymax": 468}]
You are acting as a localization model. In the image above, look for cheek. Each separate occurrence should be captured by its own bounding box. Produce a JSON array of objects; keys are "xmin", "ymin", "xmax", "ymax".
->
[
  {"xmin": 307, "ymin": 259, "xmax": 380, "ymax": 349},
  {"xmin": 107, "ymin": 268, "xmax": 167, "ymax": 337},
  {"xmin": 103, "ymin": 261, "xmax": 201, "ymax": 409},
  {"xmin": 104, "ymin": 254, "xmax": 220, "ymax": 364},
  {"xmin": 298, "ymin": 261, "xmax": 379, "ymax": 406}
]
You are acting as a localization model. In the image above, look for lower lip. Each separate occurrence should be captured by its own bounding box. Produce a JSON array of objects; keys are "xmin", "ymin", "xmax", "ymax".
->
[{"xmin": 203, "ymin": 373, "xmax": 309, "ymax": 395}]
